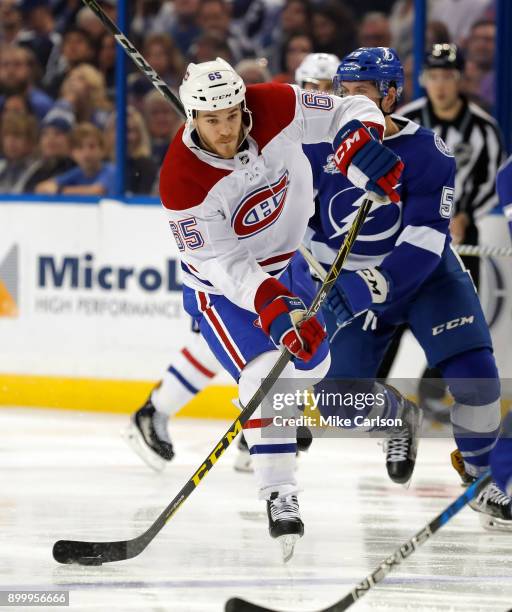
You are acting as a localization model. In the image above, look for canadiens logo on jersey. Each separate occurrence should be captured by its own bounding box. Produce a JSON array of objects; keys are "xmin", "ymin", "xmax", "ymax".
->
[{"xmin": 231, "ymin": 171, "xmax": 290, "ymax": 238}]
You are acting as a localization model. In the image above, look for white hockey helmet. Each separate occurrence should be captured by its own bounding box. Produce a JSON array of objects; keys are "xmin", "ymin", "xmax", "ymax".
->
[
  {"xmin": 295, "ymin": 53, "xmax": 341, "ymax": 88},
  {"xmin": 179, "ymin": 57, "xmax": 246, "ymax": 121}
]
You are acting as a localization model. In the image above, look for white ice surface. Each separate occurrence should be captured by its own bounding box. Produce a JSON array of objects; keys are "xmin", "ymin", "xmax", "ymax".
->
[{"xmin": 1, "ymin": 408, "xmax": 512, "ymax": 612}]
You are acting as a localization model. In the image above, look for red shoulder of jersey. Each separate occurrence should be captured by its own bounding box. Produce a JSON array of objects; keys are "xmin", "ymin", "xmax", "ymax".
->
[
  {"xmin": 246, "ymin": 83, "xmax": 296, "ymax": 151},
  {"xmin": 160, "ymin": 126, "xmax": 231, "ymax": 211}
]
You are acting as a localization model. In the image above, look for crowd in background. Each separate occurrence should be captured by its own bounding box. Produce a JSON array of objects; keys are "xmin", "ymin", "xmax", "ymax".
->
[{"xmin": 0, "ymin": 0, "xmax": 498, "ymax": 196}]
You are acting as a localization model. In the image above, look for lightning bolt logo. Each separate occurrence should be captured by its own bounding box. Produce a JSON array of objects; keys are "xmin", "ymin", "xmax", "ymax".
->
[{"xmin": 328, "ymin": 189, "xmax": 402, "ymax": 241}]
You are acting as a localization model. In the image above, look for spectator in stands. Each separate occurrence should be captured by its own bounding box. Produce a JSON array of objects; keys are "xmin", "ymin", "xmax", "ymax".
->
[
  {"xmin": 0, "ymin": 112, "xmax": 38, "ymax": 193},
  {"xmin": 188, "ymin": 33, "xmax": 234, "ymax": 64},
  {"xmin": 461, "ymin": 59, "xmax": 488, "ymax": 110},
  {"xmin": 0, "ymin": 44, "xmax": 53, "ymax": 120},
  {"xmin": 149, "ymin": 0, "xmax": 201, "ymax": 57},
  {"xmin": 279, "ymin": 0, "xmax": 311, "ymax": 37},
  {"xmin": 231, "ymin": 0, "xmax": 268, "ymax": 50},
  {"xmin": 36, "ymin": 122, "xmax": 115, "ymax": 196},
  {"xmin": 57, "ymin": 63, "xmax": 112, "ymax": 129},
  {"xmin": 24, "ymin": 111, "xmax": 75, "ymax": 192},
  {"xmin": 464, "ymin": 19, "xmax": 496, "ymax": 109},
  {"xmin": 17, "ymin": 0, "xmax": 60, "ymax": 73},
  {"xmin": 312, "ymin": 3, "xmax": 357, "ymax": 60},
  {"xmin": 344, "ymin": 0, "xmax": 396, "ymax": 19},
  {"xmin": 75, "ymin": 6, "xmax": 108, "ymax": 45},
  {"xmin": 43, "ymin": 26, "xmax": 95, "ymax": 99},
  {"xmin": 389, "ymin": 0, "xmax": 413, "ymax": 59},
  {"xmin": 273, "ymin": 31, "xmax": 313, "ymax": 83},
  {"xmin": 430, "ymin": 0, "xmax": 490, "ymax": 45},
  {"xmin": 426, "ymin": 21, "xmax": 451, "ymax": 48},
  {"xmin": 143, "ymin": 90, "xmax": 183, "ymax": 166},
  {"xmin": 129, "ymin": 34, "xmax": 185, "ymax": 105},
  {"xmin": 264, "ymin": 0, "xmax": 312, "ymax": 74},
  {"xmin": 358, "ymin": 12, "xmax": 391, "ymax": 48},
  {"xmin": 197, "ymin": 0, "xmax": 257, "ymax": 64},
  {"xmin": 131, "ymin": 0, "xmax": 163, "ymax": 44},
  {"xmin": 235, "ymin": 58, "xmax": 271, "ymax": 84},
  {"xmin": 0, "ymin": 92, "xmax": 33, "ymax": 115},
  {"xmin": 104, "ymin": 106, "xmax": 158, "ymax": 195},
  {"xmin": 97, "ymin": 31, "xmax": 116, "ymax": 101},
  {"xmin": 0, "ymin": 0, "xmax": 23, "ymax": 45}
]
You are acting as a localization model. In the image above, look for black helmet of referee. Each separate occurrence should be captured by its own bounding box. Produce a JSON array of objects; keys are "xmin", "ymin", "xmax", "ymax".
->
[{"xmin": 423, "ymin": 43, "xmax": 465, "ymax": 72}]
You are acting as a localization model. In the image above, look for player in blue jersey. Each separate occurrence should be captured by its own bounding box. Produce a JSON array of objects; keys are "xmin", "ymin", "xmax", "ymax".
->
[{"xmin": 304, "ymin": 47, "xmax": 511, "ymax": 530}]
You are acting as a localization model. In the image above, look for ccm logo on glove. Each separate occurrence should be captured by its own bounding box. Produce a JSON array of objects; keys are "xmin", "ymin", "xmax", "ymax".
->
[
  {"xmin": 333, "ymin": 120, "xmax": 403, "ymax": 203},
  {"xmin": 255, "ymin": 279, "xmax": 326, "ymax": 361}
]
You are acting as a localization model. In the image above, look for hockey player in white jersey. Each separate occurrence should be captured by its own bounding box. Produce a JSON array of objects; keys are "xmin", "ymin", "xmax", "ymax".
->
[
  {"xmin": 151, "ymin": 57, "xmax": 402, "ymax": 557},
  {"xmin": 124, "ymin": 53, "xmax": 341, "ymax": 475}
]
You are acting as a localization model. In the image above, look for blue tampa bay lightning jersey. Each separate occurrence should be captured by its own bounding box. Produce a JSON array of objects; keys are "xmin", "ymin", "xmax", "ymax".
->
[{"xmin": 304, "ymin": 115, "xmax": 457, "ymax": 305}]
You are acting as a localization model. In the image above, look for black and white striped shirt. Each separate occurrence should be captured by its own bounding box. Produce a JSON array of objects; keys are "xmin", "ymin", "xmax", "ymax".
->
[{"xmin": 398, "ymin": 95, "xmax": 505, "ymax": 222}]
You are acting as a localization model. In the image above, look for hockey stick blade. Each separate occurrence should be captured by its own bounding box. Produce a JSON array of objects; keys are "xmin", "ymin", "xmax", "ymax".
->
[
  {"xmin": 52, "ymin": 197, "xmax": 374, "ymax": 565},
  {"xmin": 52, "ymin": 540, "xmax": 125, "ymax": 565},
  {"xmin": 226, "ymin": 598, "xmax": 274, "ymax": 612},
  {"xmin": 224, "ymin": 473, "xmax": 491, "ymax": 612}
]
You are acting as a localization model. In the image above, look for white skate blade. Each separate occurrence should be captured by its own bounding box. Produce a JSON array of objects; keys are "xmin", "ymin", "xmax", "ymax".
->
[
  {"xmin": 278, "ymin": 533, "xmax": 301, "ymax": 563},
  {"xmin": 121, "ymin": 423, "xmax": 167, "ymax": 472},
  {"xmin": 233, "ymin": 450, "xmax": 253, "ymax": 473},
  {"xmin": 477, "ymin": 512, "xmax": 512, "ymax": 532}
]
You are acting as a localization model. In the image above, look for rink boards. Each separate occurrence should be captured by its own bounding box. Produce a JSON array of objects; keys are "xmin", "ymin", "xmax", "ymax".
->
[{"xmin": 0, "ymin": 198, "xmax": 511, "ymax": 416}]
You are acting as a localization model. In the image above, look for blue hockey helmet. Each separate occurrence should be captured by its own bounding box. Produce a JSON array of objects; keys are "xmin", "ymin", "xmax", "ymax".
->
[{"xmin": 333, "ymin": 47, "xmax": 404, "ymax": 101}]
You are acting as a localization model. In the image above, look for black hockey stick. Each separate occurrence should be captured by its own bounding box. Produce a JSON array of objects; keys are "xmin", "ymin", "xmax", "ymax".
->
[
  {"xmin": 225, "ymin": 472, "xmax": 492, "ymax": 612},
  {"xmin": 52, "ymin": 196, "xmax": 375, "ymax": 565}
]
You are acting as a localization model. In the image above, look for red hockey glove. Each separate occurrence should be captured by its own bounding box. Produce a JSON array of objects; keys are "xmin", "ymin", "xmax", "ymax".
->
[{"xmin": 333, "ymin": 120, "xmax": 404, "ymax": 203}]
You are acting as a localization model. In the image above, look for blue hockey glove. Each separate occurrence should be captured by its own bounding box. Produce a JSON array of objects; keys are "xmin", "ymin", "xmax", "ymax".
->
[{"xmin": 326, "ymin": 268, "xmax": 390, "ymax": 327}]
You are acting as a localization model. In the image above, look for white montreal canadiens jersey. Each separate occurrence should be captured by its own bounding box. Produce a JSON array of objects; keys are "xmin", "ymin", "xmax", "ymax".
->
[{"xmin": 159, "ymin": 83, "xmax": 383, "ymax": 312}]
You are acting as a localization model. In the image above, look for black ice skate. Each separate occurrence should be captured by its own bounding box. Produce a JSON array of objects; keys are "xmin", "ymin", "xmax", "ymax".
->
[
  {"xmin": 384, "ymin": 395, "xmax": 422, "ymax": 486},
  {"xmin": 234, "ymin": 427, "xmax": 313, "ymax": 473},
  {"xmin": 267, "ymin": 492, "xmax": 304, "ymax": 562},
  {"xmin": 451, "ymin": 449, "xmax": 512, "ymax": 531},
  {"xmin": 122, "ymin": 395, "xmax": 175, "ymax": 472}
]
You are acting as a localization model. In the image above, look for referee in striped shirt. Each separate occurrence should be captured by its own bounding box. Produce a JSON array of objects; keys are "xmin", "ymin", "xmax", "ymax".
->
[{"xmin": 399, "ymin": 43, "xmax": 505, "ymax": 288}]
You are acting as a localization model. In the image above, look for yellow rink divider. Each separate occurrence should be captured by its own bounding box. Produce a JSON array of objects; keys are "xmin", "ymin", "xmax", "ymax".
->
[
  {"xmin": 0, "ymin": 374, "xmax": 239, "ymax": 419},
  {"xmin": 1, "ymin": 374, "xmax": 510, "ymax": 421}
]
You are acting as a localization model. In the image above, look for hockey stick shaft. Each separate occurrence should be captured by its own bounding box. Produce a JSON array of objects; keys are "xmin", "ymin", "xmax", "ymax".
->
[
  {"xmin": 299, "ymin": 245, "xmax": 327, "ymax": 280},
  {"xmin": 81, "ymin": 0, "xmax": 186, "ymax": 119},
  {"xmin": 53, "ymin": 198, "xmax": 375, "ymax": 564},
  {"xmin": 327, "ymin": 472, "xmax": 492, "ymax": 611},
  {"xmin": 454, "ymin": 244, "xmax": 512, "ymax": 258},
  {"xmin": 225, "ymin": 472, "xmax": 492, "ymax": 612}
]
